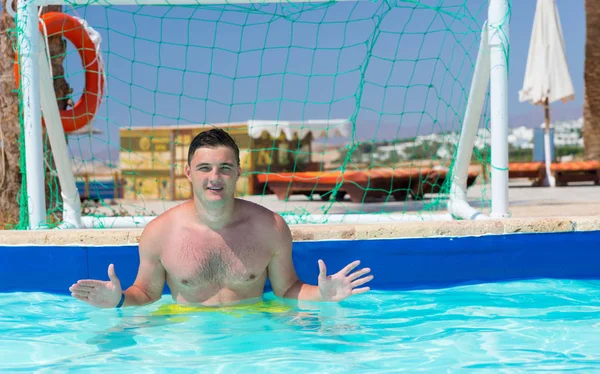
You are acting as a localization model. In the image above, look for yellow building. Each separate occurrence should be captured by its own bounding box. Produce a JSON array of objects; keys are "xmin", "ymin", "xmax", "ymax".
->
[{"xmin": 118, "ymin": 120, "xmax": 350, "ymax": 200}]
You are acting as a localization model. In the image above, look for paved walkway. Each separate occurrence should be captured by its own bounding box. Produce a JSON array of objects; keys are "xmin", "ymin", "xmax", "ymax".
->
[{"xmin": 90, "ymin": 179, "xmax": 600, "ymax": 221}]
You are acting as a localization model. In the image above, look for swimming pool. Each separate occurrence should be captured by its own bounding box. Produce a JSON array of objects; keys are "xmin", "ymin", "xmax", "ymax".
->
[
  {"xmin": 2, "ymin": 280, "xmax": 600, "ymax": 372},
  {"xmin": 1, "ymin": 220, "xmax": 600, "ymax": 371}
]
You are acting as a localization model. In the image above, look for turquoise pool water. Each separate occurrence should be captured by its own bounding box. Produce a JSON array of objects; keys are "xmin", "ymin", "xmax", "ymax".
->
[{"xmin": 2, "ymin": 279, "xmax": 600, "ymax": 372}]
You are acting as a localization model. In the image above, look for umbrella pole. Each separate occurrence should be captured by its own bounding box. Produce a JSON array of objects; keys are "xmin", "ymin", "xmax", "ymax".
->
[{"xmin": 543, "ymin": 98, "xmax": 556, "ymax": 187}]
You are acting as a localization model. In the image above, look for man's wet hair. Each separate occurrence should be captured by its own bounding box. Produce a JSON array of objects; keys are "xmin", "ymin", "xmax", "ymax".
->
[{"xmin": 188, "ymin": 128, "xmax": 241, "ymax": 166}]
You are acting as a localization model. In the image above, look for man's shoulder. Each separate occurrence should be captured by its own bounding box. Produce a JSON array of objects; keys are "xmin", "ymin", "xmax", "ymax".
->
[
  {"xmin": 140, "ymin": 202, "xmax": 190, "ymax": 242},
  {"xmin": 157, "ymin": 200, "xmax": 193, "ymax": 222},
  {"xmin": 236, "ymin": 198, "xmax": 282, "ymax": 224},
  {"xmin": 236, "ymin": 199, "xmax": 289, "ymax": 238}
]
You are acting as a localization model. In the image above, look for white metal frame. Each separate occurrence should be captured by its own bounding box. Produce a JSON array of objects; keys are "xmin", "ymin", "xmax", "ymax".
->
[
  {"xmin": 16, "ymin": 0, "xmax": 510, "ymax": 229},
  {"xmin": 18, "ymin": 0, "xmax": 46, "ymax": 229},
  {"xmin": 448, "ymin": 0, "xmax": 511, "ymax": 220},
  {"xmin": 38, "ymin": 34, "xmax": 82, "ymax": 229},
  {"xmin": 488, "ymin": 0, "xmax": 511, "ymax": 219}
]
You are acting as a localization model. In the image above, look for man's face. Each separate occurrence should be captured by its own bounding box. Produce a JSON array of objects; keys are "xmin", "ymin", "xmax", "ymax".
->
[{"xmin": 185, "ymin": 146, "xmax": 240, "ymax": 204}]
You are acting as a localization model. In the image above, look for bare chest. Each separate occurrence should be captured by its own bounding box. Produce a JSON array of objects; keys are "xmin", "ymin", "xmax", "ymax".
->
[{"xmin": 161, "ymin": 233, "xmax": 271, "ymax": 288}]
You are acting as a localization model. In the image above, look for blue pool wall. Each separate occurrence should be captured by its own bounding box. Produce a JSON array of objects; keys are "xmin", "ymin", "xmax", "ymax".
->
[{"xmin": 1, "ymin": 230, "xmax": 600, "ymax": 294}]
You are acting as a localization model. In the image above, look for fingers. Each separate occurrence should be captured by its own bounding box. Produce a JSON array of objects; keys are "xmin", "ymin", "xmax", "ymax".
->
[
  {"xmin": 69, "ymin": 279, "xmax": 103, "ymax": 300},
  {"xmin": 71, "ymin": 288, "xmax": 90, "ymax": 298},
  {"xmin": 339, "ymin": 260, "xmax": 361, "ymax": 276},
  {"xmin": 74, "ymin": 280, "xmax": 105, "ymax": 287},
  {"xmin": 348, "ymin": 267, "xmax": 371, "ymax": 281},
  {"xmin": 69, "ymin": 284, "xmax": 93, "ymax": 292},
  {"xmin": 69, "ymin": 281, "xmax": 94, "ymax": 298},
  {"xmin": 351, "ymin": 287, "xmax": 370, "ymax": 295},
  {"xmin": 347, "ymin": 264, "xmax": 373, "ymax": 293},
  {"xmin": 351, "ymin": 275, "xmax": 374, "ymax": 288},
  {"xmin": 318, "ymin": 259, "xmax": 327, "ymax": 277},
  {"xmin": 71, "ymin": 293, "xmax": 89, "ymax": 301},
  {"xmin": 108, "ymin": 264, "xmax": 120, "ymax": 285},
  {"xmin": 70, "ymin": 282, "xmax": 92, "ymax": 297}
]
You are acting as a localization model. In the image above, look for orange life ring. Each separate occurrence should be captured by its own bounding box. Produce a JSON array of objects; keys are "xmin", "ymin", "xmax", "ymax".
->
[{"xmin": 14, "ymin": 12, "xmax": 104, "ymax": 133}]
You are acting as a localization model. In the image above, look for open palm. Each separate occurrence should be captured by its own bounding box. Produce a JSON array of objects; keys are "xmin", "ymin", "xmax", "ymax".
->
[
  {"xmin": 69, "ymin": 264, "xmax": 123, "ymax": 308},
  {"xmin": 318, "ymin": 260, "xmax": 373, "ymax": 302}
]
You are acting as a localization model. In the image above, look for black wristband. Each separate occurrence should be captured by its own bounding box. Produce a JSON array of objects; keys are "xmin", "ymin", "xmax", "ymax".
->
[{"xmin": 115, "ymin": 293, "xmax": 125, "ymax": 308}]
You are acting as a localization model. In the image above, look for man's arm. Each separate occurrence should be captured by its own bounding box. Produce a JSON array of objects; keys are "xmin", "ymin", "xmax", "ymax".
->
[
  {"xmin": 70, "ymin": 219, "xmax": 167, "ymax": 308},
  {"xmin": 267, "ymin": 214, "xmax": 324, "ymax": 301},
  {"xmin": 266, "ymin": 213, "xmax": 374, "ymax": 303},
  {"xmin": 122, "ymin": 221, "xmax": 167, "ymax": 306}
]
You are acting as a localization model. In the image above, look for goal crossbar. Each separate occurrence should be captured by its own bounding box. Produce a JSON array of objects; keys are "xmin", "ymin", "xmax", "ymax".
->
[{"xmin": 31, "ymin": 0, "xmax": 353, "ymax": 5}]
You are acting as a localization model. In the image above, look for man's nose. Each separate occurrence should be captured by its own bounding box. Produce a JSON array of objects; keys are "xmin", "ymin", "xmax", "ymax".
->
[{"xmin": 209, "ymin": 167, "xmax": 221, "ymax": 179}]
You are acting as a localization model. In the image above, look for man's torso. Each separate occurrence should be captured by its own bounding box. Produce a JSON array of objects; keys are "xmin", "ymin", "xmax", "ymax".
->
[{"xmin": 159, "ymin": 205, "xmax": 274, "ymax": 305}]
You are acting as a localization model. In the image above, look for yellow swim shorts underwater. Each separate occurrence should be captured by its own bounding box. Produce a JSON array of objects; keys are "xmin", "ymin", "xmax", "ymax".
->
[{"xmin": 150, "ymin": 300, "xmax": 293, "ymax": 318}]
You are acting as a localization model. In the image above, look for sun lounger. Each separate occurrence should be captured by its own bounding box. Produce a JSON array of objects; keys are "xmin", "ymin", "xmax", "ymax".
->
[
  {"xmin": 255, "ymin": 170, "xmax": 357, "ymax": 202},
  {"xmin": 508, "ymin": 162, "xmax": 545, "ymax": 183},
  {"xmin": 256, "ymin": 167, "xmax": 480, "ymax": 202},
  {"xmin": 551, "ymin": 160, "xmax": 600, "ymax": 186},
  {"xmin": 508, "ymin": 161, "xmax": 600, "ymax": 186}
]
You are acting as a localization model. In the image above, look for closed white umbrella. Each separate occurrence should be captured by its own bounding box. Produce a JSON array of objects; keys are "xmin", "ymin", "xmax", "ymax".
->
[{"xmin": 519, "ymin": 0, "xmax": 575, "ymax": 187}]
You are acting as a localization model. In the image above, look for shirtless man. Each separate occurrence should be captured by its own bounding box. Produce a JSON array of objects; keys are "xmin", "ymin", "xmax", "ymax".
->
[{"xmin": 69, "ymin": 128, "xmax": 373, "ymax": 308}]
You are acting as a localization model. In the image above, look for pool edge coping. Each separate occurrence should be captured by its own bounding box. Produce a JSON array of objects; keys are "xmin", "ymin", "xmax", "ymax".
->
[{"xmin": 1, "ymin": 215, "xmax": 599, "ymax": 245}]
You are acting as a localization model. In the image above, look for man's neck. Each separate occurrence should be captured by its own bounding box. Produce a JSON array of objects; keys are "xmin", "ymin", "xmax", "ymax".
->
[{"xmin": 192, "ymin": 197, "xmax": 236, "ymax": 230}]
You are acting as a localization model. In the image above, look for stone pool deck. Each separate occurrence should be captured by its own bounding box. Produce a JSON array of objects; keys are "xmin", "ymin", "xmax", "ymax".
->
[{"xmin": 0, "ymin": 215, "xmax": 599, "ymax": 245}]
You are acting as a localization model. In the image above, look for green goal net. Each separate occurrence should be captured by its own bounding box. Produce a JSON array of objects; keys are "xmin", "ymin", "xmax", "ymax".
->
[{"xmin": 11, "ymin": 0, "xmax": 500, "ymax": 228}]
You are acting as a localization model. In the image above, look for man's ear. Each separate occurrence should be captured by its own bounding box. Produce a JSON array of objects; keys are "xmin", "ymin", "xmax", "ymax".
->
[{"xmin": 185, "ymin": 163, "xmax": 192, "ymax": 182}]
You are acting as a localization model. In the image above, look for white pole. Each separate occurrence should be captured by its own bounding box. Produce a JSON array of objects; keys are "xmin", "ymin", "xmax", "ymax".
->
[
  {"xmin": 488, "ymin": 0, "xmax": 510, "ymax": 219},
  {"xmin": 38, "ymin": 34, "xmax": 82, "ymax": 228},
  {"xmin": 447, "ymin": 22, "xmax": 490, "ymax": 221},
  {"xmin": 17, "ymin": 0, "xmax": 47, "ymax": 229},
  {"xmin": 543, "ymin": 130, "xmax": 555, "ymax": 186},
  {"xmin": 542, "ymin": 100, "xmax": 556, "ymax": 187}
]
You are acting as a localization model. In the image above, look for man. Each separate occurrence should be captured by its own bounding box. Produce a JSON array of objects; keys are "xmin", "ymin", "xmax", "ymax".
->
[{"xmin": 69, "ymin": 128, "xmax": 373, "ymax": 308}]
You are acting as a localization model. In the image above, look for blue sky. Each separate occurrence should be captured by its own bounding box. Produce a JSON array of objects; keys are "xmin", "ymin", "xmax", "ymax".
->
[{"xmin": 4, "ymin": 0, "xmax": 587, "ymax": 160}]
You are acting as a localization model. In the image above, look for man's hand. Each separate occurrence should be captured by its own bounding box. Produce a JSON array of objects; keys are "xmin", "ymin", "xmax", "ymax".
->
[
  {"xmin": 318, "ymin": 259, "xmax": 373, "ymax": 302},
  {"xmin": 69, "ymin": 264, "xmax": 123, "ymax": 308}
]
